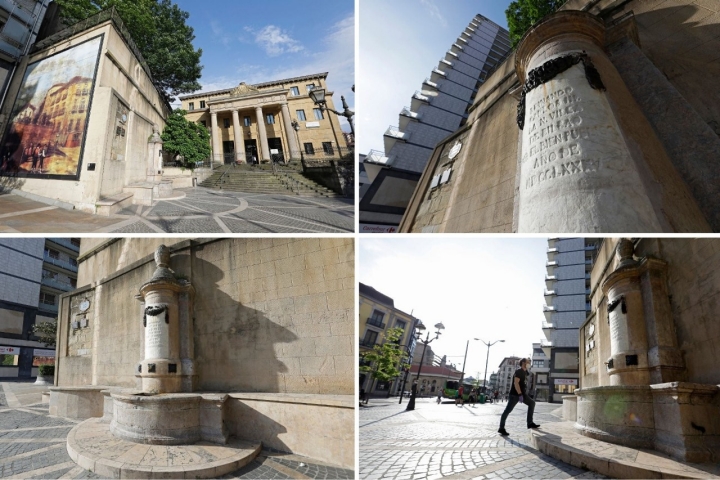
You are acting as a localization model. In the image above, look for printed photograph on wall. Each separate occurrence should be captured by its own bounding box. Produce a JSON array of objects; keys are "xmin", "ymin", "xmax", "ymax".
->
[{"xmin": 0, "ymin": 35, "xmax": 103, "ymax": 180}]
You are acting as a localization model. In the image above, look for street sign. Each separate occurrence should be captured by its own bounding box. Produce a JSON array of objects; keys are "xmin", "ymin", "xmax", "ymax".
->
[{"xmin": 554, "ymin": 378, "xmax": 578, "ymax": 385}]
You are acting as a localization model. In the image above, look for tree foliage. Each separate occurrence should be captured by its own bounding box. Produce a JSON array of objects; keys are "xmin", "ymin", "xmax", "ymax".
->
[
  {"xmin": 360, "ymin": 327, "xmax": 409, "ymax": 383},
  {"xmin": 55, "ymin": 0, "xmax": 202, "ymax": 103},
  {"xmin": 31, "ymin": 319, "xmax": 57, "ymax": 348},
  {"xmin": 505, "ymin": 0, "xmax": 565, "ymax": 48},
  {"xmin": 160, "ymin": 109, "xmax": 211, "ymax": 167}
]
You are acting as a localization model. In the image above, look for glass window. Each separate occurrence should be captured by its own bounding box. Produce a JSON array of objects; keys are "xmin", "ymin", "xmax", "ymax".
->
[
  {"xmin": 395, "ymin": 319, "xmax": 406, "ymax": 331},
  {"xmin": 313, "ymin": 108, "xmax": 324, "ymax": 120},
  {"xmin": 200, "ymin": 100, "xmax": 206, "ymax": 108},
  {"xmin": 322, "ymin": 142, "xmax": 334, "ymax": 155},
  {"xmin": 555, "ymin": 383, "xmax": 577, "ymax": 394},
  {"xmin": 46, "ymin": 248, "xmax": 59, "ymax": 259},
  {"xmin": 266, "ymin": 114, "xmax": 275, "ymax": 125},
  {"xmin": 223, "ymin": 118, "xmax": 230, "ymax": 128},
  {"xmin": 362, "ymin": 330, "xmax": 378, "ymax": 346},
  {"xmin": 290, "ymin": 86, "xmax": 300, "ymax": 96},
  {"xmin": 188, "ymin": 102, "xmax": 194, "ymax": 111},
  {"xmin": 306, "ymin": 83, "xmax": 315, "ymax": 92},
  {"xmin": 244, "ymin": 116, "xmax": 251, "ymax": 127},
  {"xmin": 0, "ymin": 354, "xmax": 19, "ymax": 366},
  {"xmin": 296, "ymin": 109, "xmax": 306, "ymax": 121},
  {"xmin": 304, "ymin": 143, "xmax": 314, "ymax": 154},
  {"xmin": 554, "ymin": 352, "xmax": 579, "ymax": 370}
]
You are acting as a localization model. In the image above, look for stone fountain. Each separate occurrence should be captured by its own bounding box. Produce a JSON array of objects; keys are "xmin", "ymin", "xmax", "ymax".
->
[{"xmin": 66, "ymin": 245, "xmax": 260, "ymax": 478}]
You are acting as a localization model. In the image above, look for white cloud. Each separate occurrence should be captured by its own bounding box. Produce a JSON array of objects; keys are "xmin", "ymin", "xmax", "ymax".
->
[
  {"xmin": 252, "ymin": 25, "xmax": 304, "ymax": 57},
  {"xmin": 420, "ymin": 0, "xmax": 447, "ymax": 28}
]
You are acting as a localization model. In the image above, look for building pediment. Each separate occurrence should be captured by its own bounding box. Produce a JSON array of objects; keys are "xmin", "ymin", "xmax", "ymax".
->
[{"xmin": 208, "ymin": 89, "xmax": 289, "ymax": 112}]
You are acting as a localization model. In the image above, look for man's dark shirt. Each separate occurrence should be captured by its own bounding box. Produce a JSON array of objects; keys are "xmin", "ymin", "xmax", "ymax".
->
[{"xmin": 509, "ymin": 368, "xmax": 527, "ymax": 397}]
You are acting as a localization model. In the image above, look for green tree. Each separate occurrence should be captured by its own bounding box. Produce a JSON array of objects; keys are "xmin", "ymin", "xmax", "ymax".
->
[
  {"xmin": 505, "ymin": 0, "xmax": 565, "ymax": 48},
  {"xmin": 360, "ymin": 327, "xmax": 408, "ymax": 399},
  {"xmin": 31, "ymin": 319, "xmax": 57, "ymax": 348},
  {"xmin": 55, "ymin": 0, "xmax": 202, "ymax": 102},
  {"xmin": 160, "ymin": 109, "xmax": 211, "ymax": 167}
]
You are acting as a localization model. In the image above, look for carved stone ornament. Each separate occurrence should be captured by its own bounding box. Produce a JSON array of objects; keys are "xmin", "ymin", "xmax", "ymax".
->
[
  {"xmin": 448, "ymin": 141, "xmax": 462, "ymax": 160},
  {"xmin": 155, "ymin": 244, "xmax": 170, "ymax": 268},
  {"xmin": 517, "ymin": 52, "xmax": 605, "ymax": 130},
  {"xmin": 143, "ymin": 304, "xmax": 169, "ymax": 327},
  {"xmin": 229, "ymin": 82, "xmax": 259, "ymax": 97},
  {"xmin": 615, "ymin": 238, "xmax": 637, "ymax": 269}
]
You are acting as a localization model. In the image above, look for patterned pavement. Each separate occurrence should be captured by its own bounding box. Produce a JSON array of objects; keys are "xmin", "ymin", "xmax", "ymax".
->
[
  {"xmin": 360, "ymin": 397, "xmax": 608, "ymax": 480},
  {"xmin": 0, "ymin": 383, "xmax": 354, "ymax": 479},
  {"xmin": 0, "ymin": 187, "xmax": 354, "ymax": 233},
  {"xmin": 103, "ymin": 188, "xmax": 355, "ymax": 234}
]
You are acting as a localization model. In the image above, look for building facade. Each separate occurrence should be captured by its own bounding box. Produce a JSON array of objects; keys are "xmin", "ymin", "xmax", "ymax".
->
[
  {"xmin": 408, "ymin": 364, "xmax": 462, "ymax": 397},
  {"xmin": 400, "ymin": 0, "xmax": 720, "ymax": 233},
  {"xmin": 358, "ymin": 282, "xmax": 416, "ymax": 396},
  {"xmin": 576, "ymin": 238, "xmax": 720, "ymax": 463},
  {"xmin": 531, "ymin": 342, "xmax": 550, "ymax": 401},
  {"xmin": 179, "ymin": 73, "xmax": 345, "ymax": 164},
  {"xmin": 542, "ymin": 238, "xmax": 596, "ymax": 402},
  {"xmin": 497, "ymin": 356, "xmax": 521, "ymax": 396},
  {"xmin": 360, "ymin": 14, "xmax": 511, "ymax": 230},
  {"xmin": 0, "ymin": 237, "xmax": 79, "ymax": 379}
]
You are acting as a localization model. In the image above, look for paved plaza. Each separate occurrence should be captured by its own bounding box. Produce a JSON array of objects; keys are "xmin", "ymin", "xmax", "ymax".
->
[
  {"xmin": 0, "ymin": 382, "xmax": 354, "ymax": 479},
  {"xmin": 360, "ymin": 397, "xmax": 607, "ymax": 480},
  {"xmin": 0, "ymin": 188, "xmax": 354, "ymax": 234}
]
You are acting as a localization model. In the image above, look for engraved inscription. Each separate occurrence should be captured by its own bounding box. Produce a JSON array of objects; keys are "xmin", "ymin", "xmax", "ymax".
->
[
  {"xmin": 609, "ymin": 308, "xmax": 629, "ymax": 355},
  {"xmin": 145, "ymin": 314, "xmax": 169, "ymax": 359}
]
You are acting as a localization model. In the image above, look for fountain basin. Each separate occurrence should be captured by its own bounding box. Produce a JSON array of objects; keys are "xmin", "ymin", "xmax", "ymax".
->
[{"xmin": 110, "ymin": 392, "xmax": 228, "ymax": 445}]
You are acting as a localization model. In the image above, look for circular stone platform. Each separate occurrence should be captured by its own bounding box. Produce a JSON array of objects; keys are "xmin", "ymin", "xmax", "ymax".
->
[{"xmin": 67, "ymin": 418, "xmax": 261, "ymax": 479}]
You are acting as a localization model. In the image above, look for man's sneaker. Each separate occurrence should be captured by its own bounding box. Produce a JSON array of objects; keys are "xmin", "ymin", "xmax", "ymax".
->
[
  {"xmin": 498, "ymin": 428, "xmax": 509, "ymax": 436},
  {"xmin": 528, "ymin": 423, "xmax": 541, "ymax": 429}
]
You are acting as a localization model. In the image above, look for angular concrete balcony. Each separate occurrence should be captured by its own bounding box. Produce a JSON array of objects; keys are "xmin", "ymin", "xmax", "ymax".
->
[
  {"xmin": 548, "ymin": 238, "xmax": 559, "ymax": 249},
  {"xmin": 544, "ymin": 290, "xmax": 556, "ymax": 306},
  {"xmin": 457, "ymin": 36, "xmax": 468, "ymax": 44},
  {"xmin": 543, "ymin": 305, "xmax": 555, "ymax": 322},
  {"xmin": 542, "ymin": 322, "xmax": 555, "ymax": 334},
  {"xmin": 365, "ymin": 149, "xmax": 389, "ymax": 165},
  {"xmin": 399, "ymin": 107, "xmax": 420, "ymax": 131},
  {"xmin": 546, "ymin": 260, "xmax": 558, "ymax": 276},
  {"xmin": 445, "ymin": 50, "xmax": 458, "ymax": 62},
  {"xmin": 383, "ymin": 125, "xmax": 407, "ymax": 153},
  {"xmin": 411, "ymin": 90, "xmax": 430, "ymax": 112},
  {"xmin": 540, "ymin": 339, "xmax": 554, "ymax": 358},
  {"xmin": 452, "ymin": 43, "xmax": 464, "ymax": 52},
  {"xmin": 545, "ymin": 275, "xmax": 556, "ymax": 290},
  {"xmin": 439, "ymin": 58, "xmax": 454, "ymax": 69},
  {"xmin": 430, "ymin": 68, "xmax": 446, "ymax": 84}
]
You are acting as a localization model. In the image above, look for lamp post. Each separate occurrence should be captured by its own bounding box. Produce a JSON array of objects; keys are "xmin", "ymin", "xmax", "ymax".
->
[
  {"xmin": 459, "ymin": 338, "xmax": 480, "ymax": 385},
  {"xmin": 290, "ymin": 119, "xmax": 304, "ymax": 163},
  {"xmin": 407, "ymin": 322, "xmax": 445, "ymax": 411},
  {"xmin": 480, "ymin": 339, "xmax": 505, "ymax": 394},
  {"xmin": 309, "ymin": 87, "xmax": 353, "ymax": 156}
]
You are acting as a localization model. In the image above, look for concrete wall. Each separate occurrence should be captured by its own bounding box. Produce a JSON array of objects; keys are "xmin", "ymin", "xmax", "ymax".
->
[
  {"xmin": 582, "ymin": 238, "xmax": 720, "ymax": 388},
  {"xmin": 59, "ymin": 238, "xmax": 354, "ymax": 395}
]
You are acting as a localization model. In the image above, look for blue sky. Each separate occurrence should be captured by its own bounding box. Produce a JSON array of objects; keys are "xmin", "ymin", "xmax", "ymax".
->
[
  {"xmin": 172, "ymin": 0, "xmax": 354, "ymax": 131},
  {"xmin": 358, "ymin": 0, "xmax": 513, "ymax": 153},
  {"xmin": 360, "ymin": 237, "xmax": 548, "ymax": 381}
]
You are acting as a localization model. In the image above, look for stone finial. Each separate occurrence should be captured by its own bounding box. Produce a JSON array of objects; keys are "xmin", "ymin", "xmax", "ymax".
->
[
  {"xmin": 149, "ymin": 123, "xmax": 162, "ymax": 143},
  {"xmin": 155, "ymin": 245, "xmax": 170, "ymax": 268},
  {"xmin": 616, "ymin": 238, "xmax": 637, "ymax": 268}
]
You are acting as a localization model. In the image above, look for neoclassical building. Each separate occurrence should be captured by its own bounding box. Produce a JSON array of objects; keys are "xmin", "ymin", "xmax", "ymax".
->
[{"xmin": 179, "ymin": 73, "xmax": 345, "ymax": 164}]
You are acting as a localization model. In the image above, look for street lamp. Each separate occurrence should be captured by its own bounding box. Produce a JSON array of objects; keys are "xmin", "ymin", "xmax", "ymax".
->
[
  {"xmin": 407, "ymin": 322, "xmax": 445, "ymax": 411},
  {"xmin": 308, "ymin": 88, "xmax": 355, "ymax": 136},
  {"xmin": 290, "ymin": 119, "xmax": 304, "ymax": 163},
  {"xmin": 459, "ymin": 338, "xmax": 480, "ymax": 385},
  {"xmin": 479, "ymin": 339, "xmax": 505, "ymax": 394}
]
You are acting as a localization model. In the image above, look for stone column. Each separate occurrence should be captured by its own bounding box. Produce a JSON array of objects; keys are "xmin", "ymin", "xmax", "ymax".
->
[
  {"xmin": 210, "ymin": 111, "xmax": 222, "ymax": 165},
  {"xmin": 280, "ymin": 102, "xmax": 300, "ymax": 160},
  {"xmin": 601, "ymin": 239, "xmax": 685, "ymax": 386},
  {"xmin": 136, "ymin": 245, "xmax": 195, "ymax": 394},
  {"xmin": 514, "ymin": 12, "xmax": 662, "ymax": 232},
  {"xmin": 147, "ymin": 124, "xmax": 162, "ymax": 182},
  {"xmin": 255, "ymin": 105, "xmax": 270, "ymax": 162},
  {"xmin": 231, "ymin": 109, "xmax": 246, "ymax": 164}
]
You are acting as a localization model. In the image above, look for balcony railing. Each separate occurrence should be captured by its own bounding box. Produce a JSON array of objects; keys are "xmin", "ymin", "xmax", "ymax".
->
[
  {"xmin": 542, "ymin": 322, "xmax": 555, "ymax": 330},
  {"xmin": 457, "ymin": 36, "xmax": 468, "ymax": 43},
  {"xmin": 423, "ymin": 78, "xmax": 438, "ymax": 88},
  {"xmin": 400, "ymin": 107, "xmax": 419, "ymax": 119},
  {"xmin": 440, "ymin": 59, "xmax": 453, "ymax": 68},
  {"xmin": 384, "ymin": 125, "xmax": 406, "ymax": 140},
  {"xmin": 43, "ymin": 253, "xmax": 78, "ymax": 273},
  {"xmin": 366, "ymin": 318, "xmax": 386, "ymax": 330},
  {"xmin": 413, "ymin": 91, "xmax": 429, "ymax": 102},
  {"xmin": 545, "ymin": 275, "xmax": 556, "ymax": 290},
  {"xmin": 360, "ymin": 339, "xmax": 376, "ymax": 348},
  {"xmin": 366, "ymin": 149, "xmax": 389, "ymax": 165},
  {"xmin": 446, "ymin": 50, "xmax": 458, "ymax": 58},
  {"xmin": 452, "ymin": 43, "xmax": 464, "ymax": 51},
  {"xmin": 41, "ymin": 276, "xmax": 75, "ymax": 292},
  {"xmin": 47, "ymin": 238, "xmax": 80, "ymax": 252},
  {"xmin": 541, "ymin": 340, "xmax": 553, "ymax": 347}
]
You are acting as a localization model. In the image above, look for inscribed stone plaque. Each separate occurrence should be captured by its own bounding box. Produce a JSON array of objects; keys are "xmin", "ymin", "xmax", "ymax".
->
[
  {"xmin": 145, "ymin": 314, "xmax": 169, "ymax": 359},
  {"xmin": 609, "ymin": 307, "xmax": 629, "ymax": 356}
]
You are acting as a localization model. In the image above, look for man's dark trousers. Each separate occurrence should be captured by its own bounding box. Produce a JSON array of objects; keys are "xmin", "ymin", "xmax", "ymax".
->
[{"xmin": 499, "ymin": 395, "xmax": 536, "ymax": 428}]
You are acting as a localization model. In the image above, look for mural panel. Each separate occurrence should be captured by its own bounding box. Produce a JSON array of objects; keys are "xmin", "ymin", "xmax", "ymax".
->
[{"xmin": 0, "ymin": 35, "xmax": 103, "ymax": 180}]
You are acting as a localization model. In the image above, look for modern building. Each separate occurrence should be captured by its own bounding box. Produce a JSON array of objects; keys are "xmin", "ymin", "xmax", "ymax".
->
[
  {"xmin": 358, "ymin": 283, "xmax": 417, "ymax": 396},
  {"xmin": 488, "ymin": 371, "xmax": 498, "ymax": 391},
  {"xmin": 530, "ymin": 342, "xmax": 550, "ymax": 401},
  {"xmin": 179, "ymin": 73, "xmax": 346, "ymax": 164},
  {"xmin": 0, "ymin": 237, "xmax": 79, "ymax": 379},
  {"xmin": 542, "ymin": 238, "xmax": 597, "ymax": 402},
  {"xmin": 400, "ymin": 0, "xmax": 720, "ymax": 233},
  {"xmin": 360, "ymin": 13, "xmax": 512, "ymax": 231},
  {"xmin": 497, "ymin": 356, "xmax": 521, "ymax": 396}
]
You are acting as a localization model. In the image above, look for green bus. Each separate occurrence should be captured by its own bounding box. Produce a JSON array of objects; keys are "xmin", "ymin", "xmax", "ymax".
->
[{"xmin": 443, "ymin": 380, "xmax": 473, "ymax": 400}]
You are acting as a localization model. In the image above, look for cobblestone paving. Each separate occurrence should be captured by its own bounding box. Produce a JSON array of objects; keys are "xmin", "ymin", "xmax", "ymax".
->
[
  {"xmin": 106, "ymin": 187, "xmax": 354, "ymax": 233},
  {"xmin": 0, "ymin": 383, "xmax": 354, "ymax": 479},
  {"xmin": 360, "ymin": 398, "xmax": 609, "ymax": 480}
]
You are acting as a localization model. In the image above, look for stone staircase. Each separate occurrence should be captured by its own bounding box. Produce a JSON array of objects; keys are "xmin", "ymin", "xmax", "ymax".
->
[{"xmin": 199, "ymin": 164, "xmax": 341, "ymax": 197}]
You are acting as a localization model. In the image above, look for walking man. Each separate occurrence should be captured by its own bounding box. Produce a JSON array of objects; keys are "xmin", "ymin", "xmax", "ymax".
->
[{"xmin": 498, "ymin": 358, "xmax": 540, "ymax": 435}]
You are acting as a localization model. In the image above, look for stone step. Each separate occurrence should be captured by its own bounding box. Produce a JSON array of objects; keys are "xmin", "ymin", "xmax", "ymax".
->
[{"xmin": 67, "ymin": 418, "xmax": 261, "ymax": 479}]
